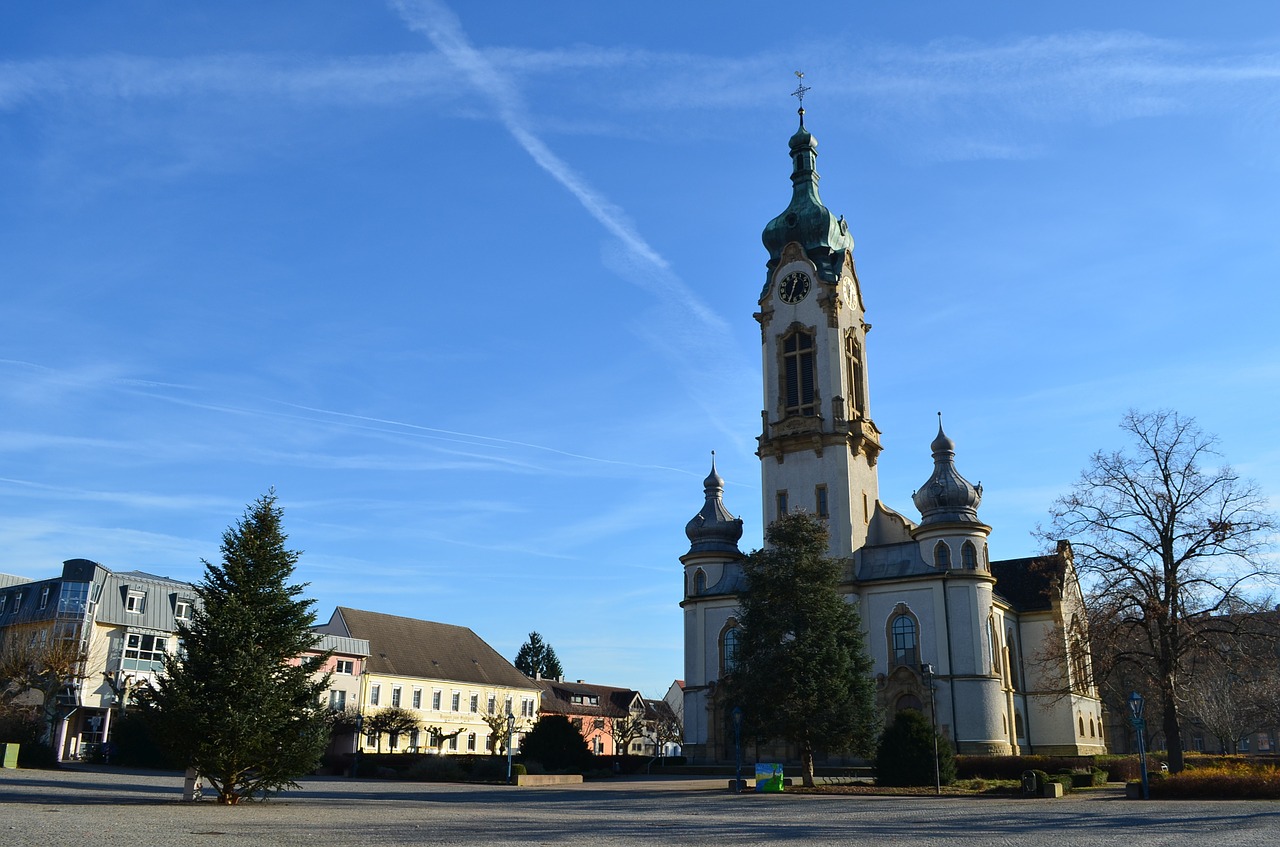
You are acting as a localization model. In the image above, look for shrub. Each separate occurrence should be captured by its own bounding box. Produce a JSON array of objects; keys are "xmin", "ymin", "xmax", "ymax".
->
[
  {"xmin": 1147, "ymin": 764, "xmax": 1280, "ymax": 800},
  {"xmin": 519, "ymin": 716, "xmax": 592, "ymax": 773},
  {"xmin": 405, "ymin": 756, "xmax": 465, "ymax": 782},
  {"xmin": 874, "ymin": 710, "xmax": 956, "ymax": 787},
  {"xmin": 469, "ymin": 757, "xmax": 526, "ymax": 782}
]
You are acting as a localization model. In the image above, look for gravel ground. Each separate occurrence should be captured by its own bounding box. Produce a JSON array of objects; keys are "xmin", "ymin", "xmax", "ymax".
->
[{"xmin": 2, "ymin": 766, "xmax": 1279, "ymax": 846}]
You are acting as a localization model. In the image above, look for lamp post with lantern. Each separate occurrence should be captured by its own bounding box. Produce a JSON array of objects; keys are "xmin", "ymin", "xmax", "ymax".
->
[{"xmin": 1128, "ymin": 691, "xmax": 1149, "ymax": 800}]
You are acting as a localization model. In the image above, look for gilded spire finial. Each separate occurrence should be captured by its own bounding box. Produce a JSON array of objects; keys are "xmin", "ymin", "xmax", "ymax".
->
[{"xmin": 792, "ymin": 70, "xmax": 810, "ymax": 123}]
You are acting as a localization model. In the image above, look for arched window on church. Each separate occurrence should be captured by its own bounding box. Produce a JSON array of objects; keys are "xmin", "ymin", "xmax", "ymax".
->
[
  {"xmin": 1014, "ymin": 712, "xmax": 1025, "ymax": 740},
  {"xmin": 1079, "ymin": 715, "xmax": 1085, "ymax": 736},
  {"xmin": 988, "ymin": 617, "xmax": 1001, "ymax": 675},
  {"xmin": 933, "ymin": 541, "xmax": 951, "ymax": 569},
  {"xmin": 891, "ymin": 614, "xmax": 919, "ymax": 668},
  {"xmin": 844, "ymin": 331, "xmax": 865, "ymax": 420},
  {"xmin": 721, "ymin": 627, "xmax": 740, "ymax": 676},
  {"xmin": 1006, "ymin": 627, "xmax": 1020, "ymax": 689},
  {"xmin": 782, "ymin": 328, "xmax": 817, "ymax": 417},
  {"xmin": 693, "ymin": 569, "xmax": 707, "ymax": 595},
  {"xmin": 962, "ymin": 541, "xmax": 978, "ymax": 569}
]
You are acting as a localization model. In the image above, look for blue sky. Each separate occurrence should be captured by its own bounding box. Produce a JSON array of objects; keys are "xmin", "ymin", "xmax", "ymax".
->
[{"xmin": 2, "ymin": 1, "xmax": 1278, "ymax": 695}]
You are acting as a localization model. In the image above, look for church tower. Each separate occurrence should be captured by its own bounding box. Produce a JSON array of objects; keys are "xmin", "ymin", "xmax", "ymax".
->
[{"xmin": 756, "ymin": 108, "xmax": 882, "ymax": 558}]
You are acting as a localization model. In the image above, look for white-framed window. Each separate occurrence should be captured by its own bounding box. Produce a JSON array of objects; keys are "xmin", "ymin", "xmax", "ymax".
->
[
  {"xmin": 448, "ymin": 734, "xmax": 458, "ymax": 751},
  {"xmin": 122, "ymin": 633, "xmax": 167, "ymax": 671},
  {"xmin": 470, "ymin": 693, "xmax": 479, "ymax": 713},
  {"xmin": 391, "ymin": 686, "xmax": 402, "ymax": 707},
  {"xmin": 329, "ymin": 690, "xmax": 346, "ymax": 710},
  {"xmin": 38, "ymin": 586, "xmax": 51, "ymax": 610},
  {"xmin": 126, "ymin": 591, "xmax": 146, "ymax": 614},
  {"xmin": 369, "ymin": 684, "xmax": 380, "ymax": 706},
  {"xmin": 505, "ymin": 696, "xmax": 513, "ymax": 715},
  {"xmin": 335, "ymin": 659, "xmax": 354, "ymax": 675},
  {"xmin": 451, "ymin": 691, "xmax": 460, "ymax": 711},
  {"xmin": 412, "ymin": 688, "xmax": 422, "ymax": 709},
  {"xmin": 467, "ymin": 733, "xmax": 476, "ymax": 752},
  {"xmin": 12, "ymin": 591, "xmax": 22, "ymax": 611},
  {"xmin": 488, "ymin": 695, "xmax": 496, "ymax": 714},
  {"xmin": 0, "ymin": 594, "xmax": 6, "ymax": 614},
  {"xmin": 521, "ymin": 698, "xmax": 535, "ymax": 717},
  {"xmin": 174, "ymin": 600, "xmax": 192, "ymax": 621},
  {"xmin": 432, "ymin": 690, "xmax": 442, "ymax": 710}
]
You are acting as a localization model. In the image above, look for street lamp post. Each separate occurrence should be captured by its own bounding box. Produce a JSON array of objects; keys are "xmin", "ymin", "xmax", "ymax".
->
[
  {"xmin": 732, "ymin": 706, "xmax": 743, "ymax": 793},
  {"xmin": 921, "ymin": 663, "xmax": 941, "ymax": 795},
  {"xmin": 1128, "ymin": 691, "xmax": 1149, "ymax": 800},
  {"xmin": 506, "ymin": 713, "xmax": 516, "ymax": 785}
]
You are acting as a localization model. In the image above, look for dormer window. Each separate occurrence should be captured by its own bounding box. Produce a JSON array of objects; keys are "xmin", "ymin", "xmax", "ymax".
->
[
  {"xmin": 174, "ymin": 600, "xmax": 192, "ymax": 620},
  {"xmin": 126, "ymin": 591, "xmax": 146, "ymax": 614},
  {"xmin": 38, "ymin": 585, "xmax": 51, "ymax": 610}
]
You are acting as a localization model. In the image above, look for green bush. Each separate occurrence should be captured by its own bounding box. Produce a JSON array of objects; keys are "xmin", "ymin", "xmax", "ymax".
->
[
  {"xmin": 468, "ymin": 757, "xmax": 526, "ymax": 782},
  {"xmin": 0, "ymin": 708, "xmax": 56, "ymax": 768},
  {"xmin": 874, "ymin": 710, "xmax": 956, "ymax": 787},
  {"xmin": 405, "ymin": 755, "xmax": 465, "ymax": 782},
  {"xmin": 519, "ymin": 716, "xmax": 592, "ymax": 773}
]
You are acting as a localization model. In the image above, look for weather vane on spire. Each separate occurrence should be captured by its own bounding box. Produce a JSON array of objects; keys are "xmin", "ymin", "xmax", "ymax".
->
[
  {"xmin": 791, "ymin": 70, "xmax": 810, "ymax": 106},
  {"xmin": 792, "ymin": 71, "xmax": 810, "ymax": 124}
]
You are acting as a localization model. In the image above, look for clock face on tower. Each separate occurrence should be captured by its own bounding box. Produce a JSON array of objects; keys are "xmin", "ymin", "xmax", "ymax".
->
[{"xmin": 778, "ymin": 271, "xmax": 811, "ymax": 304}]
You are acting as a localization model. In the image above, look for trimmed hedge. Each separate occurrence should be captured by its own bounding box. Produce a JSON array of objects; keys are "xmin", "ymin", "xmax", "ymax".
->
[{"xmin": 1147, "ymin": 764, "xmax": 1280, "ymax": 800}]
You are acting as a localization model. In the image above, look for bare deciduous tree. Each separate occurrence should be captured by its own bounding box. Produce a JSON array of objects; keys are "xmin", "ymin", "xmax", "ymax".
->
[{"xmin": 1043, "ymin": 410, "xmax": 1277, "ymax": 772}]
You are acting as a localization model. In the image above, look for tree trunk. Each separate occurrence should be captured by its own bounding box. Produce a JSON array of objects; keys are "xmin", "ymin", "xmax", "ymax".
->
[
  {"xmin": 1160, "ymin": 680, "xmax": 1184, "ymax": 773},
  {"xmin": 800, "ymin": 742, "xmax": 815, "ymax": 788}
]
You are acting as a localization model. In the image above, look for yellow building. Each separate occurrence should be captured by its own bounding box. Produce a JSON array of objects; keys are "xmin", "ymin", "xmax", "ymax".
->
[{"xmin": 316, "ymin": 607, "xmax": 540, "ymax": 755}]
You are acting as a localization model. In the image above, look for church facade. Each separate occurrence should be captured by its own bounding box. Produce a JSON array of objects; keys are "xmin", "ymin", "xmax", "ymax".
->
[{"xmin": 680, "ymin": 110, "xmax": 1105, "ymax": 762}]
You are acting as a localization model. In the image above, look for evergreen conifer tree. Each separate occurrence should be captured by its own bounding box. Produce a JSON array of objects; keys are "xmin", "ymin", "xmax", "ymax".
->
[
  {"xmin": 727, "ymin": 511, "xmax": 879, "ymax": 786},
  {"xmin": 140, "ymin": 492, "xmax": 330, "ymax": 803},
  {"xmin": 514, "ymin": 631, "xmax": 564, "ymax": 680}
]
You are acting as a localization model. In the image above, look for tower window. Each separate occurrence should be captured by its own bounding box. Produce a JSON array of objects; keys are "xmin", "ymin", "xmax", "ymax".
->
[
  {"xmin": 693, "ymin": 569, "xmax": 707, "ymax": 594},
  {"xmin": 962, "ymin": 541, "xmax": 978, "ymax": 569},
  {"xmin": 891, "ymin": 614, "xmax": 918, "ymax": 668},
  {"xmin": 815, "ymin": 485, "xmax": 828, "ymax": 518},
  {"xmin": 845, "ymin": 332, "xmax": 865, "ymax": 419},
  {"xmin": 776, "ymin": 490, "xmax": 788, "ymax": 518},
  {"xmin": 933, "ymin": 541, "xmax": 951, "ymax": 569},
  {"xmin": 782, "ymin": 330, "xmax": 817, "ymax": 416}
]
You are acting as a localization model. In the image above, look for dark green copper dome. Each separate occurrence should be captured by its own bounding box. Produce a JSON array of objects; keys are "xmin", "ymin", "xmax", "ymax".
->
[{"xmin": 761, "ymin": 110, "xmax": 854, "ymax": 291}]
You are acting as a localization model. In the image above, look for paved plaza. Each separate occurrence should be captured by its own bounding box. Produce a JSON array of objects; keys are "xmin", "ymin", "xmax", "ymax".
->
[{"xmin": 2, "ymin": 766, "xmax": 1278, "ymax": 846}]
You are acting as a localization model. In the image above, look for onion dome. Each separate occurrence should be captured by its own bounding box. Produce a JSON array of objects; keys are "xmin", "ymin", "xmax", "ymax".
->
[
  {"xmin": 760, "ymin": 109, "xmax": 854, "ymax": 286},
  {"xmin": 912, "ymin": 417, "xmax": 984, "ymax": 525},
  {"xmin": 685, "ymin": 454, "xmax": 745, "ymax": 555}
]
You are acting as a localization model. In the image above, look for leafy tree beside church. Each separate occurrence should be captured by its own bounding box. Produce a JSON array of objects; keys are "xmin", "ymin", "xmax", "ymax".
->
[
  {"xmin": 727, "ymin": 512, "xmax": 879, "ymax": 787},
  {"xmin": 139, "ymin": 492, "xmax": 331, "ymax": 804}
]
